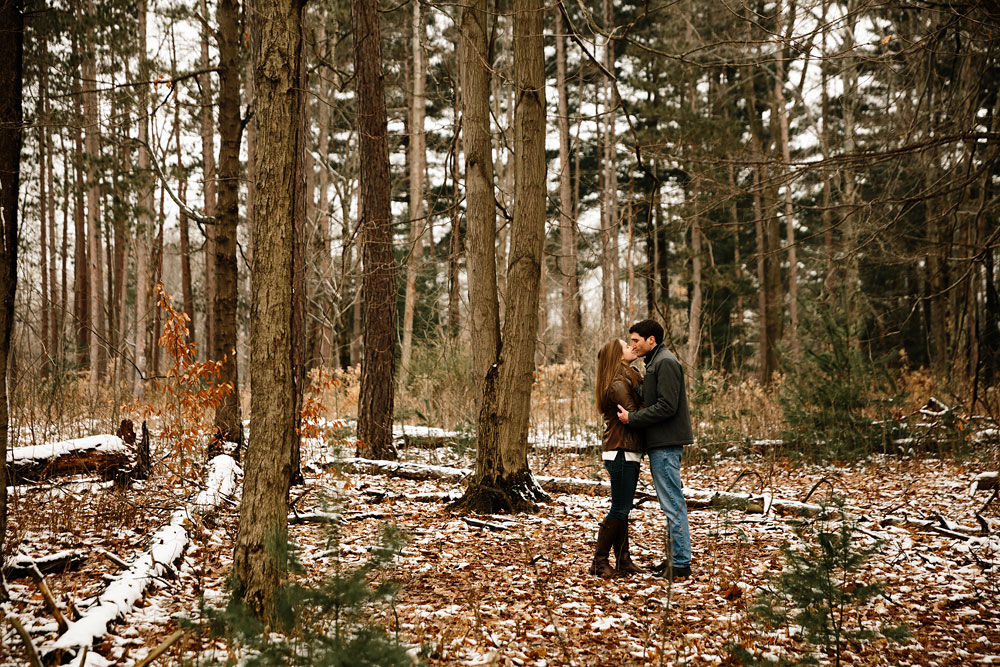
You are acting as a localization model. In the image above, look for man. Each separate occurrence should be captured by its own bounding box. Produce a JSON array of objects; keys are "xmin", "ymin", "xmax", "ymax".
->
[{"xmin": 616, "ymin": 318, "xmax": 693, "ymax": 580}]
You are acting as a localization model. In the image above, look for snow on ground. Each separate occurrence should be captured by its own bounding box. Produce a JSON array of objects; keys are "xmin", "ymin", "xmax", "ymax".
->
[{"xmin": 2, "ymin": 426, "xmax": 999, "ymax": 665}]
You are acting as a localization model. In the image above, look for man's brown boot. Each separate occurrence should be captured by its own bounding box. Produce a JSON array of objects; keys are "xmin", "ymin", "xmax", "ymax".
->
[
  {"xmin": 614, "ymin": 521, "xmax": 644, "ymax": 576},
  {"xmin": 588, "ymin": 520, "xmax": 617, "ymax": 577}
]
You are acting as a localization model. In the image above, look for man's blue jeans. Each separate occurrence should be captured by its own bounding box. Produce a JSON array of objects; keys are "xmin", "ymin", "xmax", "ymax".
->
[
  {"xmin": 603, "ymin": 450, "xmax": 639, "ymax": 522},
  {"xmin": 647, "ymin": 446, "xmax": 691, "ymax": 567}
]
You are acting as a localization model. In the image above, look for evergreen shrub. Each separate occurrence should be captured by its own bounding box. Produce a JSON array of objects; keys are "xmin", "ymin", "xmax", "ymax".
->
[
  {"xmin": 779, "ymin": 311, "xmax": 903, "ymax": 460},
  {"xmin": 729, "ymin": 500, "xmax": 910, "ymax": 666}
]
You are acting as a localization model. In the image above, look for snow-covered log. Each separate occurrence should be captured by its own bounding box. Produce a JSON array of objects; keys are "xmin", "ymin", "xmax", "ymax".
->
[
  {"xmin": 4, "ymin": 549, "xmax": 87, "ymax": 579},
  {"xmin": 43, "ymin": 454, "xmax": 239, "ymax": 664},
  {"xmin": 6, "ymin": 435, "xmax": 129, "ymax": 483}
]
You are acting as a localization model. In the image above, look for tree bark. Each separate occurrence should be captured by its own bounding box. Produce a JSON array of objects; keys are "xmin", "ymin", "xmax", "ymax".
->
[
  {"xmin": 353, "ymin": 0, "xmax": 397, "ymax": 460},
  {"xmin": 200, "ymin": 0, "xmax": 217, "ymax": 362},
  {"xmin": 452, "ymin": 0, "xmax": 548, "ymax": 515},
  {"xmin": 774, "ymin": 0, "xmax": 798, "ymax": 359},
  {"xmin": 72, "ymin": 43, "xmax": 88, "ymax": 368},
  {"xmin": 233, "ymin": 0, "xmax": 301, "ymax": 621},
  {"xmin": 448, "ymin": 37, "xmax": 462, "ymax": 336},
  {"xmin": 214, "ymin": 0, "xmax": 243, "ymax": 445},
  {"xmin": 83, "ymin": 0, "xmax": 106, "ymax": 390},
  {"xmin": 39, "ymin": 123, "xmax": 49, "ymax": 373},
  {"xmin": 554, "ymin": 9, "xmax": 579, "ymax": 360},
  {"xmin": 459, "ymin": 0, "xmax": 499, "ymax": 402},
  {"xmin": 400, "ymin": 0, "xmax": 426, "ymax": 388},
  {"xmin": 0, "ymin": 0, "xmax": 22, "ymax": 575},
  {"xmin": 312, "ymin": 18, "xmax": 335, "ymax": 367},
  {"xmin": 290, "ymin": 12, "xmax": 309, "ymax": 483},
  {"xmin": 134, "ymin": 0, "xmax": 154, "ymax": 398}
]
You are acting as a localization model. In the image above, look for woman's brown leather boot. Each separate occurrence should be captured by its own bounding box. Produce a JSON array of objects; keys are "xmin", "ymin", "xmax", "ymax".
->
[
  {"xmin": 588, "ymin": 520, "xmax": 618, "ymax": 577},
  {"xmin": 614, "ymin": 521, "xmax": 644, "ymax": 575}
]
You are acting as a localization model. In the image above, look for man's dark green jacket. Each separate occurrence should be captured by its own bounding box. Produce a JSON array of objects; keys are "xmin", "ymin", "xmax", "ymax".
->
[{"xmin": 628, "ymin": 343, "xmax": 694, "ymax": 448}]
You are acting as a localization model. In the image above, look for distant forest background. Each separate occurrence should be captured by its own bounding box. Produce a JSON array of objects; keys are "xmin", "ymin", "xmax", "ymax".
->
[{"xmin": 10, "ymin": 0, "xmax": 1000, "ymax": 432}]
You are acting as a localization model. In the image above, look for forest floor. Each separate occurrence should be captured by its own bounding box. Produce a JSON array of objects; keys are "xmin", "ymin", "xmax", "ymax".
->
[{"xmin": 3, "ymin": 423, "xmax": 1000, "ymax": 666}]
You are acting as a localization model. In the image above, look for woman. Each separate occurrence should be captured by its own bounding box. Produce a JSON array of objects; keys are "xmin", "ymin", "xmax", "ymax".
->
[{"xmin": 590, "ymin": 338, "xmax": 644, "ymax": 577}]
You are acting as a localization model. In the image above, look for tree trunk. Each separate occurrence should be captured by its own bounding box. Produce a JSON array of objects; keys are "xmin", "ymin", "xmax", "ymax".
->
[
  {"xmin": 840, "ymin": 0, "xmax": 861, "ymax": 349},
  {"xmin": 232, "ymin": 0, "xmax": 301, "ymax": 621},
  {"xmin": 39, "ymin": 124, "xmax": 49, "ymax": 372},
  {"xmin": 687, "ymin": 183, "xmax": 702, "ymax": 372},
  {"xmin": 172, "ymin": 27, "xmax": 195, "ymax": 359},
  {"xmin": 554, "ymin": 9, "xmax": 579, "ymax": 360},
  {"xmin": 83, "ymin": 0, "xmax": 106, "ymax": 391},
  {"xmin": 200, "ymin": 0, "xmax": 217, "ymax": 362},
  {"xmin": 134, "ymin": 0, "xmax": 154, "ymax": 398},
  {"xmin": 353, "ymin": 0, "xmax": 397, "ymax": 460},
  {"xmin": 774, "ymin": 0, "xmax": 798, "ymax": 359},
  {"xmin": 448, "ymin": 38, "xmax": 462, "ymax": 336},
  {"xmin": 0, "ymin": 0, "xmax": 23, "ymax": 575},
  {"xmin": 452, "ymin": 0, "xmax": 548, "ymax": 515},
  {"xmin": 743, "ymin": 49, "xmax": 779, "ymax": 384},
  {"xmin": 44, "ymin": 63, "xmax": 57, "ymax": 361},
  {"xmin": 459, "ymin": 0, "xmax": 500, "ymax": 402},
  {"xmin": 290, "ymin": 13, "xmax": 309, "ymax": 483},
  {"xmin": 312, "ymin": 18, "xmax": 334, "ymax": 367},
  {"xmin": 214, "ymin": 0, "xmax": 243, "ymax": 445},
  {"xmin": 72, "ymin": 38, "xmax": 89, "ymax": 368},
  {"xmin": 400, "ymin": 0, "xmax": 426, "ymax": 388}
]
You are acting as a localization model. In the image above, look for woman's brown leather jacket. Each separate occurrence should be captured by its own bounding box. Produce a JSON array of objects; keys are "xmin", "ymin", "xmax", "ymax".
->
[{"xmin": 601, "ymin": 363, "xmax": 644, "ymax": 454}]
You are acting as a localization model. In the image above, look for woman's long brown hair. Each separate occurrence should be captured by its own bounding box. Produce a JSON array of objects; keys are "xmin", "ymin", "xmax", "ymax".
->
[{"xmin": 595, "ymin": 339, "xmax": 624, "ymax": 414}]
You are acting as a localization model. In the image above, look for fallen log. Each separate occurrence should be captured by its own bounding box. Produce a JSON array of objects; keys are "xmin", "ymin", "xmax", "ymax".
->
[
  {"xmin": 4, "ymin": 550, "xmax": 87, "ymax": 580},
  {"xmin": 6, "ymin": 435, "xmax": 129, "ymax": 484},
  {"xmin": 42, "ymin": 454, "xmax": 239, "ymax": 665}
]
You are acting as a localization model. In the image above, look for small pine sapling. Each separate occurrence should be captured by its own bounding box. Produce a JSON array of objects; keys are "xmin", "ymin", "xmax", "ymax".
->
[
  {"xmin": 730, "ymin": 500, "xmax": 909, "ymax": 666},
  {"xmin": 182, "ymin": 500, "xmax": 414, "ymax": 666}
]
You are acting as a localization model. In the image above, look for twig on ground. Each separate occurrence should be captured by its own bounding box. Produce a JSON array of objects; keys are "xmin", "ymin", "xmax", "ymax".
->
[
  {"xmin": 30, "ymin": 564, "xmax": 69, "ymax": 632},
  {"xmin": 135, "ymin": 629, "xmax": 185, "ymax": 667},
  {"xmin": 462, "ymin": 517, "xmax": 510, "ymax": 532}
]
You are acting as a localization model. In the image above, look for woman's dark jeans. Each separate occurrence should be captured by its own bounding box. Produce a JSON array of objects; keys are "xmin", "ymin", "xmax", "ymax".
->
[{"xmin": 604, "ymin": 449, "xmax": 639, "ymax": 521}]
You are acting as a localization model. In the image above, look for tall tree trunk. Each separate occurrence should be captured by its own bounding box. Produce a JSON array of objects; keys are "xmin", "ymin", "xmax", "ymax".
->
[
  {"xmin": 685, "ymin": 69, "xmax": 701, "ymax": 371},
  {"xmin": 72, "ymin": 36, "xmax": 88, "ymax": 368},
  {"xmin": 52, "ymin": 129, "xmax": 62, "ymax": 360},
  {"xmin": 840, "ymin": 0, "xmax": 861, "ymax": 349},
  {"xmin": 0, "ymin": 0, "xmax": 23, "ymax": 572},
  {"xmin": 43, "ymin": 52, "xmax": 58, "ymax": 361},
  {"xmin": 200, "ymin": 0, "xmax": 217, "ymax": 362},
  {"xmin": 83, "ymin": 0, "xmax": 106, "ymax": 390},
  {"xmin": 459, "ymin": 0, "xmax": 499, "ymax": 402},
  {"xmin": 134, "ymin": 0, "xmax": 153, "ymax": 398},
  {"xmin": 453, "ymin": 0, "xmax": 548, "ymax": 515},
  {"xmin": 232, "ymin": 0, "xmax": 301, "ymax": 620},
  {"xmin": 172, "ymin": 26, "xmax": 195, "ymax": 355},
  {"xmin": 687, "ymin": 183, "xmax": 702, "ymax": 372},
  {"xmin": 312, "ymin": 18, "xmax": 334, "ymax": 367},
  {"xmin": 290, "ymin": 11, "xmax": 309, "ymax": 483},
  {"xmin": 554, "ymin": 9, "xmax": 579, "ymax": 360},
  {"xmin": 774, "ymin": 0, "xmax": 798, "ymax": 358},
  {"xmin": 353, "ymin": 0, "xmax": 397, "ymax": 460},
  {"xmin": 400, "ymin": 0, "xmax": 426, "ymax": 388},
  {"xmin": 39, "ymin": 124, "xmax": 50, "ymax": 372},
  {"xmin": 214, "ymin": 0, "xmax": 243, "ymax": 445},
  {"xmin": 604, "ymin": 0, "xmax": 620, "ymax": 327},
  {"xmin": 448, "ymin": 39, "xmax": 462, "ymax": 335},
  {"xmin": 743, "ymin": 60, "xmax": 775, "ymax": 383}
]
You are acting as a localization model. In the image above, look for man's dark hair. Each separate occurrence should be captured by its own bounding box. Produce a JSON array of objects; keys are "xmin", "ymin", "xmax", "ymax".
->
[{"xmin": 629, "ymin": 319, "xmax": 664, "ymax": 345}]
